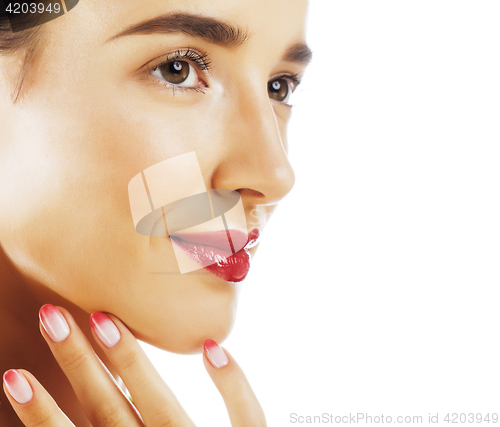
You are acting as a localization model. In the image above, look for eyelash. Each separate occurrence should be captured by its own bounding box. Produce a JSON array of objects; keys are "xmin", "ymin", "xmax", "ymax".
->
[
  {"xmin": 146, "ymin": 48, "xmax": 211, "ymax": 95},
  {"xmin": 272, "ymin": 72, "xmax": 302, "ymax": 107},
  {"xmin": 147, "ymin": 48, "xmax": 303, "ymax": 104}
]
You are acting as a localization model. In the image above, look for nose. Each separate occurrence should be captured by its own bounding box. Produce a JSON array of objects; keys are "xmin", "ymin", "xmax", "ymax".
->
[{"xmin": 211, "ymin": 81, "xmax": 296, "ymax": 207}]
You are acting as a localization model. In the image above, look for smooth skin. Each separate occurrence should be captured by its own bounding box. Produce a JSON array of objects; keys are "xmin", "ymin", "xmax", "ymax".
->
[{"xmin": 0, "ymin": 0, "xmax": 311, "ymax": 425}]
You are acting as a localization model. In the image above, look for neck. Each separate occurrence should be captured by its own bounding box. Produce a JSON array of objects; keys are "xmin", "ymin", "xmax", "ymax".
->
[{"xmin": 0, "ymin": 246, "xmax": 118, "ymax": 426}]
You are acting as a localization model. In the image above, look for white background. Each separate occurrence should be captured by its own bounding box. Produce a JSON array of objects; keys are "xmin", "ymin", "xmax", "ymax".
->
[{"xmin": 141, "ymin": 1, "xmax": 500, "ymax": 425}]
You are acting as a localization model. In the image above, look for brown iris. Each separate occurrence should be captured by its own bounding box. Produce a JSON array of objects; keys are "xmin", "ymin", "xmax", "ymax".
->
[
  {"xmin": 268, "ymin": 78, "xmax": 289, "ymax": 102},
  {"xmin": 158, "ymin": 61, "xmax": 190, "ymax": 85}
]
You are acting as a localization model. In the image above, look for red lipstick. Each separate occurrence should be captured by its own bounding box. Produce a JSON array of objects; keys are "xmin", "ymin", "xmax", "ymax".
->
[{"xmin": 170, "ymin": 228, "xmax": 260, "ymax": 282}]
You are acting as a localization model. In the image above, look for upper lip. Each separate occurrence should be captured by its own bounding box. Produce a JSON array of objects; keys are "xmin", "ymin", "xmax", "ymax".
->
[{"xmin": 169, "ymin": 229, "xmax": 259, "ymax": 252}]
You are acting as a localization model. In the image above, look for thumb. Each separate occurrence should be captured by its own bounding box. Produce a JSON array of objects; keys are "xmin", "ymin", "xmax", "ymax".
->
[{"xmin": 202, "ymin": 339, "xmax": 267, "ymax": 427}]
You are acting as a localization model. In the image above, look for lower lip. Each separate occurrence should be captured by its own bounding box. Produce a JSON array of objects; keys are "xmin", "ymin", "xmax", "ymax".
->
[{"xmin": 170, "ymin": 229, "xmax": 260, "ymax": 283}]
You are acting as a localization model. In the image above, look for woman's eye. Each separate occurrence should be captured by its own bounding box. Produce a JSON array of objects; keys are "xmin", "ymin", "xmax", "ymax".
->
[
  {"xmin": 151, "ymin": 60, "xmax": 200, "ymax": 87},
  {"xmin": 268, "ymin": 78, "xmax": 292, "ymax": 105}
]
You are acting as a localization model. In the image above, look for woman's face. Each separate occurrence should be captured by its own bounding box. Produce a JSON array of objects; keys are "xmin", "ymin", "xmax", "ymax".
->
[{"xmin": 0, "ymin": 0, "xmax": 311, "ymax": 353}]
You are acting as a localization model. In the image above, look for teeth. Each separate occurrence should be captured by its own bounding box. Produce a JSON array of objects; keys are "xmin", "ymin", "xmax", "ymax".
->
[{"xmin": 213, "ymin": 250, "xmax": 248, "ymax": 267}]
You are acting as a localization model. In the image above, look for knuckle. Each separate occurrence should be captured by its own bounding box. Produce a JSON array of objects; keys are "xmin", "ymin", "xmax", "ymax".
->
[
  {"xmin": 24, "ymin": 406, "xmax": 57, "ymax": 427},
  {"xmin": 114, "ymin": 347, "xmax": 142, "ymax": 374},
  {"xmin": 58, "ymin": 347, "xmax": 91, "ymax": 373},
  {"xmin": 93, "ymin": 405, "xmax": 129, "ymax": 427},
  {"xmin": 223, "ymin": 372, "xmax": 250, "ymax": 397}
]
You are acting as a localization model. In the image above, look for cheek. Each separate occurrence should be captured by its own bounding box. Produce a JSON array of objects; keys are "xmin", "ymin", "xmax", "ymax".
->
[
  {"xmin": 0, "ymin": 99, "xmax": 147, "ymax": 302},
  {"xmin": 0, "ymin": 94, "xmax": 222, "ymax": 303}
]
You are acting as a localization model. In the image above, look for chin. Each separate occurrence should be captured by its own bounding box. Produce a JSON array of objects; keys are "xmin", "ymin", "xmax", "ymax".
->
[{"xmin": 126, "ymin": 297, "xmax": 238, "ymax": 355}]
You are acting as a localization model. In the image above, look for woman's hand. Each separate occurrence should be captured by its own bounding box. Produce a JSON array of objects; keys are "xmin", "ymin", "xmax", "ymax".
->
[{"xmin": 2, "ymin": 304, "xmax": 267, "ymax": 426}]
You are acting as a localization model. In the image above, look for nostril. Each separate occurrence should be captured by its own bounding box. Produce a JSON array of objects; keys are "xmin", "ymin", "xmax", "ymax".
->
[{"xmin": 236, "ymin": 188, "xmax": 265, "ymax": 199}]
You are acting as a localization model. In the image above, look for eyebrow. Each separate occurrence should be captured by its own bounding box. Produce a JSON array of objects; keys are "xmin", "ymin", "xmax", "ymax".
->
[{"xmin": 106, "ymin": 12, "xmax": 313, "ymax": 66}]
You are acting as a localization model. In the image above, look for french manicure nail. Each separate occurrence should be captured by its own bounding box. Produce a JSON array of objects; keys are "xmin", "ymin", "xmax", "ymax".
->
[
  {"xmin": 90, "ymin": 312, "xmax": 121, "ymax": 348},
  {"xmin": 3, "ymin": 370, "xmax": 33, "ymax": 404},
  {"xmin": 39, "ymin": 304, "xmax": 70, "ymax": 343},
  {"xmin": 204, "ymin": 339, "xmax": 229, "ymax": 368}
]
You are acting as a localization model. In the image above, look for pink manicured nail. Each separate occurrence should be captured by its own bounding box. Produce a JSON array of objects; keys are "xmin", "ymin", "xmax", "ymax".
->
[
  {"xmin": 39, "ymin": 304, "xmax": 70, "ymax": 343},
  {"xmin": 204, "ymin": 339, "xmax": 229, "ymax": 368},
  {"xmin": 3, "ymin": 370, "xmax": 33, "ymax": 404},
  {"xmin": 90, "ymin": 312, "xmax": 121, "ymax": 348}
]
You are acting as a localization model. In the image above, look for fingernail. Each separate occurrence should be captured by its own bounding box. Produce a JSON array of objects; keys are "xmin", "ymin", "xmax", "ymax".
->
[
  {"xmin": 3, "ymin": 370, "xmax": 33, "ymax": 404},
  {"xmin": 90, "ymin": 312, "xmax": 121, "ymax": 348},
  {"xmin": 204, "ymin": 339, "xmax": 229, "ymax": 368},
  {"xmin": 39, "ymin": 304, "xmax": 70, "ymax": 343}
]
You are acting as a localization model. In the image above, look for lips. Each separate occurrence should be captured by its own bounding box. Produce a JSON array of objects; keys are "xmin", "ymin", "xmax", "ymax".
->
[{"xmin": 169, "ymin": 228, "xmax": 260, "ymax": 282}]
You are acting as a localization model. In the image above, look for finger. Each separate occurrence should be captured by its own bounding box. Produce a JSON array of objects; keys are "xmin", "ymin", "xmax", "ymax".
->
[
  {"xmin": 89, "ymin": 312, "xmax": 196, "ymax": 427},
  {"xmin": 39, "ymin": 304, "xmax": 144, "ymax": 427},
  {"xmin": 3, "ymin": 369, "xmax": 75, "ymax": 426},
  {"xmin": 203, "ymin": 340, "xmax": 267, "ymax": 427}
]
